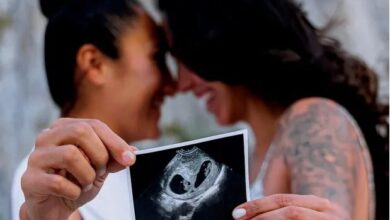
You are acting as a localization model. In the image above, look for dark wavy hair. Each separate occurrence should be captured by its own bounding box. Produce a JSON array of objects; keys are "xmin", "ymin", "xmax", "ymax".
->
[
  {"xmin": 39, "ymin": 0, "xmax": 140, "ymax": 114},
  {"xmin": 159, "ymin": 0, "xmax": 389, "ymax": 218}
]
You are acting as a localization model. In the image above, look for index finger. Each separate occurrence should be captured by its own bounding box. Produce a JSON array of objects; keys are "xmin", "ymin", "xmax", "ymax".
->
[
  {"xmin": 51, "ymin": 118, "xmax": 137, "ymax": 172},
  {"xmin": 87, "ymin": 119, "xmax": 137, "ymax": 172},
  {"xmin": 232, "ymin": 194, "xmax": 332, "ymax": 220}
]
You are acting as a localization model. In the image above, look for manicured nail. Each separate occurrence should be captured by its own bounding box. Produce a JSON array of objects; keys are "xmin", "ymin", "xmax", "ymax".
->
[
  {"xmin": 232, "ymin": 208, "xmax": 246, "ymax": 219},
  {"xmin": 122, "ymin": 150, "xmax": 135, "ymax": 165},
  {"xmin": 83, "ymin": 184, "xmax": 93, "ymax": 192},
  {"xmin": 130, "ymin": 145, "xmax": 139, "ymax": 151}
]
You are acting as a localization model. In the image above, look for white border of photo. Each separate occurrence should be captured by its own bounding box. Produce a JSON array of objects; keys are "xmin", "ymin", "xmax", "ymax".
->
[{"xmin": 126, "ymin": 129, "xmax": 250, "ymax": 220}]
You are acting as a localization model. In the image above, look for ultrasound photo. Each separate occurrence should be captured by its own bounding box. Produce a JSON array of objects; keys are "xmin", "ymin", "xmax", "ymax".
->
[{"xmin": 127, "ymin": 130, "xmax": 249, "ymax": 220}]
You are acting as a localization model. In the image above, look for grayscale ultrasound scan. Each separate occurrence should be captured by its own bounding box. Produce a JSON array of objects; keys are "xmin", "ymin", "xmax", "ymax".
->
[{"xmin": 128, "ymin": 131, "xmax": 249, "ymax": 220}]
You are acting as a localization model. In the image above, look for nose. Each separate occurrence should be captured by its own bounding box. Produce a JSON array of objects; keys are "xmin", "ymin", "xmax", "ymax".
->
[{"xmin": 177, "ymin": 64, "xmax": 196, "ymax": 92}]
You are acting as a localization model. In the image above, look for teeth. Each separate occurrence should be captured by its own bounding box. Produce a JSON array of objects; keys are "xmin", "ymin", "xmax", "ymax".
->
[{"xmin": 198, "ymin": 92, "xmax": 213, "ymax": 110}]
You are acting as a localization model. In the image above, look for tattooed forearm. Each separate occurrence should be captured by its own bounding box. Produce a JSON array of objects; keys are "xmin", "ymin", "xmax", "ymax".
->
[{"xmin": 273, "ymin": 98, "xmax": 363, "ymax": 217}]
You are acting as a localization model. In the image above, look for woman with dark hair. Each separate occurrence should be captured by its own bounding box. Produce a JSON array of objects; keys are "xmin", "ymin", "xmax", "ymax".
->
[
  {"xmin": 159, "ymin": 0, "xmax": 388, "ymax": 219},
  {"xmin": 13, "ymin": 0, "xmax": 175, "ymax": 219}
]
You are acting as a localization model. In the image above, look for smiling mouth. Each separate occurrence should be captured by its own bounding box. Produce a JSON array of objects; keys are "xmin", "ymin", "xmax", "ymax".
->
[{"xmin": 195, "ymin": 89, "xmax": 214, "ymax": 104}]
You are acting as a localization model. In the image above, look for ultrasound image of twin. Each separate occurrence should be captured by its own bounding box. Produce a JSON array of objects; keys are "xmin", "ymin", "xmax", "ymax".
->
[{"xmin": 134, "ymin": 147, "xmax": 245, "ymax": 220}]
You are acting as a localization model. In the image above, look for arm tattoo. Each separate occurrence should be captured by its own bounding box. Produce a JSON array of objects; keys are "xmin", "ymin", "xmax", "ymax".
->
[{"xmin": 273, "ymin": 99, "xmax": 363, "ymax": 216}]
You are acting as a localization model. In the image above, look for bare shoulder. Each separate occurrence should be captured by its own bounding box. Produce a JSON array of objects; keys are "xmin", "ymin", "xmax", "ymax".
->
[
  {"xmin": 272, "ymin": 97, "xmax": 367, "ymax": 216},
  {"xmin": 278, "ymin": 97, "xmax": 362, "ymax": 144},
  {"xmin": 282, "ymin": 97, "xmax": 356, "ymax": 125}
]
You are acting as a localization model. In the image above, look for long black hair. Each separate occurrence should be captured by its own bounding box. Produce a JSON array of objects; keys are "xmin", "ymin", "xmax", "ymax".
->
[
  {"xmin": 40, "ymin": 0, "xmax": 140, "ymax": 114},
  {"xmin": 159, "ymin": 0, "xmax": 389, "ymax": 218}
]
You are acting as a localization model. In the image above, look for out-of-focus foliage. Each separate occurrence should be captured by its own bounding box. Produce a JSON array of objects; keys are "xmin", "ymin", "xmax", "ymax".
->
[{"xmin": 0, "ymin": 16, "xmax": 10, "ymax": 39}]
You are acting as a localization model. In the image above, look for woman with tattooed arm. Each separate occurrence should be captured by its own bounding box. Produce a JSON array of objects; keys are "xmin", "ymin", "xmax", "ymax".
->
[{"xmin": 159, "ymin": 0, "xmax": 389, "ymax": 219}]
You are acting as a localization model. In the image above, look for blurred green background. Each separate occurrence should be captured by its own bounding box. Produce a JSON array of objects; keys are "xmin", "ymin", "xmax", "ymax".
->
[{"xmin": 0, "ymin": 0, "xmax": 388, "ymax": 219}]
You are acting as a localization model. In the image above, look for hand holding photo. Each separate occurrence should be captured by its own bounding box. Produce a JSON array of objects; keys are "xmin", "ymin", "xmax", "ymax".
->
[{"xmin": 128, "ymin": 130, "xmax": 250, "ymax": 220}]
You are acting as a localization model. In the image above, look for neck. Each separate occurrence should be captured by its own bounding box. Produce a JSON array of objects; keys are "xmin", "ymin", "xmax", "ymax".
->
[
  {"xmin": 243, "ymin": 96, "xmax": 284, "ymax": 160},
  {"xmin": 242, "ymin": 96, "xmax": 284, "ymax": 182}
]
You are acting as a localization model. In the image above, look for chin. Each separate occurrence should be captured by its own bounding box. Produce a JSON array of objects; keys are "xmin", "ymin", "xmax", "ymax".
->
[
  {"xmin": 216, "ymin": 115, "xmax": 233, "ymax": 126},
  {"xmin": 215, "ymin": 110, "xmax": 235, "ymax": 126},
  {"xmin": 144, "ymin": 126, "xmax": 161, "ymax": 139}
]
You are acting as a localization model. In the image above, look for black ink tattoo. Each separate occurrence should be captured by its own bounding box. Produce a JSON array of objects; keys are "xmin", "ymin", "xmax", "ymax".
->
[{"xmin": 272, "ymin": 98, "xmax": 373, "ymax": 219}]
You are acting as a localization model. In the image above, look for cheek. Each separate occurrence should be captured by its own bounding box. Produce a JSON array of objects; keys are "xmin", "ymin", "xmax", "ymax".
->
[
  {"xmin": 147, "ymin": 72, "xmax": 162, "ymax": 93},
  {"xmin": 134, "ymin": 60, "xmax": 162, "ymax": 93},
  {"xmin": 114, "ymin": 63, "xmax": 160, "ymax": 115},
  {"xmin": 118, "ymin": 72, "xmax": 161, "ymax": 139},
  {"xmin": 133, "ymin": 64, "xmax": 162, "ymax": 124}
]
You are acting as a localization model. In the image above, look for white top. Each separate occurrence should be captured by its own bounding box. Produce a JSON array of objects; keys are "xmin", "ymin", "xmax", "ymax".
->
[
  {"xmin": 12, "ymin": 153, "xmax": 264, "ymax": 220},
  {"xmin": 12, "ymin": 156, "xmax": 135, "ymax": 220},
  {"xmin": 249, "ymin": 144, "xmax": 276, "ymax": 200},
  {"xmin": 11, "ymin": 157, "xmax": 28, "ymax": 220}
]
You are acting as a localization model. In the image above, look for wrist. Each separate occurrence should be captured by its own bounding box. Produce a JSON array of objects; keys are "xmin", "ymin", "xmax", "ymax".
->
[{"xmin": 20, "ymin": 202, "xmax": 71, "ymax": 220}]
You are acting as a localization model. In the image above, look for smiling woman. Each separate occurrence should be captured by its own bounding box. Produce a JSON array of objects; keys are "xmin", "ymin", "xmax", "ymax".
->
[
  {"xmin": 12, "ymin": 0, "xmax": 176, "ymax": 219},
  {"xmin": 41, "ymin": 0, "xmax": 175, "ymax": 141},
  {"xmin": 158, "ymin": 0, "xmax": 388, "ymax": 219},
  {"xmin": 74, "ymin": 11, "xmax": 171, "ymax": 140}
]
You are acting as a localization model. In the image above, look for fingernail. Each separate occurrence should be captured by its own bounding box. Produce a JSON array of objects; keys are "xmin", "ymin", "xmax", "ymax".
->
[
  {"xmin": 83, "ymin": 184, "xmax": 93, "ymax": 192},
  {"xmin": 97, "ymin": 167, "xmax": 107, "ymax": 177},
  {"xmin": 122, "ymin": 150, "xmax": 135, "ymax": 165},
  {"xmin": 130, "ymin": 145, "xmax": 139, "ymax": 151},
  {"xmin": 232, "ymin": 208, "xmax": 246, "ymax": 219}
]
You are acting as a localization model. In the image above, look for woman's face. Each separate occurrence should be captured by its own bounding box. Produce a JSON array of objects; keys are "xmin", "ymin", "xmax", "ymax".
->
[
  {"xmin": 161, "ymin": 19, "xmax": 246, "ymax": 126},
  {"xmin": 102, "ymin": 12, "xmax": 175, "ymax": 141},
  {"xmin": 176, "ymin": 63, "xmax": 247, "ymax": 125}
]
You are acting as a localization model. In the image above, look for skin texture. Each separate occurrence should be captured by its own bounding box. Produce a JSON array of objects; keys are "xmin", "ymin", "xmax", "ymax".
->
[
  {"xmin": 236, "ymin": 98, "xmax": 373, "ymax": 220},
  {"xmin": 174, "ymin": 64, "xmax": 373, "ymax": 220},
  {"xmin": 278, "ymin": 100, "xmax": 357, "ymax": 211},
  {"xmin": 21, "ymin": 119, "xmax": 137, "ymax": 220},
  {"xmin": 176, "ymin": 63, "xmax": 249, "ymax": 125},
  {"xmin": 20, "ymin": 11, "xmax": 176, "ymax": 220},
  {"xmin": 69, "ymin": 11, "xmax": 175, "ymax": 141}
]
